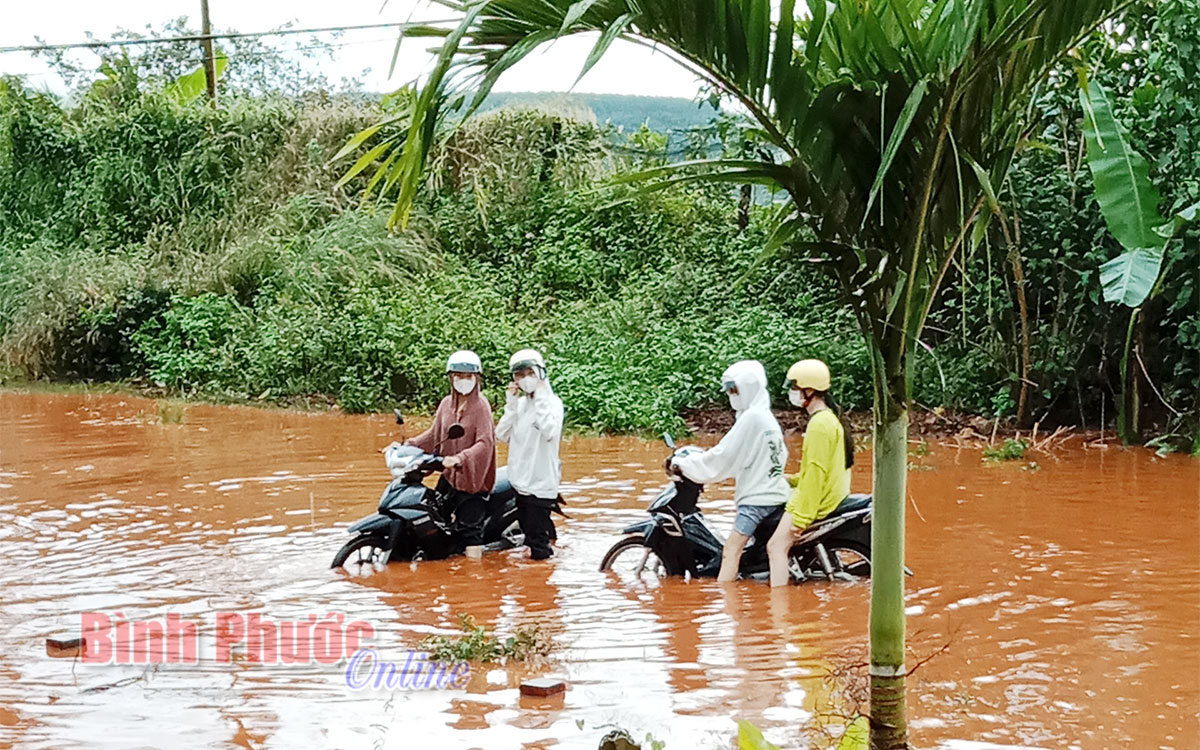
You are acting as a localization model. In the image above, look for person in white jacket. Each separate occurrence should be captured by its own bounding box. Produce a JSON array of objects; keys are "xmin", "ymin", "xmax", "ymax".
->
[
  {"xmin": 496, "ymin": 348, "xmax": 564, "ymax": 560},
  {"xmin": 670, "ymin": 360, "xmax": 789, "ymax": 582}
]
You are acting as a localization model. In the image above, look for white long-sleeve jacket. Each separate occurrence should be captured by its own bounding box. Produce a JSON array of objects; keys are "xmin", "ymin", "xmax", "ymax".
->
[
  {"xmin": 495, "ymin": 380, "xmax": 564, "ymax": 500},
  {"xmin": 673, "ymin": 360, "xmax": 789, "ymax": 506}
]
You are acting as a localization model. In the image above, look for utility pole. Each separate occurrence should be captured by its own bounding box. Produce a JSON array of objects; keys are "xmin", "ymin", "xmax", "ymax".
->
[{"xmin": 200, "ymin": 0, "xmax": 217, "ymax": 106}]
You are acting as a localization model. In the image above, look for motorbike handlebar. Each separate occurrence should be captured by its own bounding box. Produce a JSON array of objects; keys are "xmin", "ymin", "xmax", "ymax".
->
[{"xmin": 399, "ymin": 455, "xmax": 445, "ymax": 482}]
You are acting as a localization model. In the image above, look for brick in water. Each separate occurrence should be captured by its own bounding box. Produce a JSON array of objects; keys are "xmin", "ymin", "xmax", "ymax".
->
[
  {"xmin": 46, "ymin": 637, "xmax": 85, "ymax": 658},
  {"xmin": 519, "ymin": 678, "xmax": 566, "ymax": 697}
]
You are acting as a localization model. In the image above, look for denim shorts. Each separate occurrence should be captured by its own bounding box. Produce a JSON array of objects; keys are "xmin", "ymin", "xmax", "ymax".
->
[{"xmin": 733, "ymin": 503, "xmax": 781, "ymax": 537}]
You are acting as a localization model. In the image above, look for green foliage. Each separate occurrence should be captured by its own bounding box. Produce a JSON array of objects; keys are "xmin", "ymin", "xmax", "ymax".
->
[
  {"xmin": 983, "ymin": 438, "xmax": 1030, "ymax": 462},
  {"xmin": 481, "ymin": 91, "xmax": 720, "ymax": 133},
  {"xmin": 598, "ymin": 729, "xmax": 663, "ymax": 750},
  {"xmin": 1080, "ymin": 77, "xmax": 1198, "ymax": 309},
  {"xmin": 835, "ymin": 716, "xmax": 869, "ymax": 750},
  {"xmin": 736, "ymin": 720, "xmax": 780, "ymax": 750},
  {"xmin": 1098, "ymin": 247, "xmax": 1166, "ymax": 309},
  {"xmin": 916, "ymin": 1, "xmax": 1198, "ymax": 440},
  {"xmin": 419, "ymin": 614, "xmax": 550, "ymax": 663},
  {"xmin": 132, "ymin": 293, "xmax": 249, "ymax": 390},
  {"xmin": 164, "ymin": 53, "xmax": 228, "ymax": 105},
  {"xmin": 1079, "ymin": 78, "xmax": 1166, "ymax": 254},
  {"xmin": 1, "ymin": 5, "xmax": 1195, "ymax": 446},
  {"xmin": 31, "ymin": 17, "xmax": 354, "ymax": 101},
  {"xmin": 0, "ymin": 75, "xmax": 870, "ymax": 428},
  {"xmin": 1144, "ymin": 433, "xmax": 1184, "ymax": 458}
]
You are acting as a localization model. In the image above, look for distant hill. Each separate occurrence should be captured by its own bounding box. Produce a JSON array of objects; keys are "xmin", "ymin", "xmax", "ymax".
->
[{"xmin": 480, "ymin": 92, "xmax": 720, "ymax": 133}]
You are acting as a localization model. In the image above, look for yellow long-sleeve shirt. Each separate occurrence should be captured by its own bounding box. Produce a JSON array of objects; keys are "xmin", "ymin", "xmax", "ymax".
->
[{"xmin": 785, "ymin": 409, "xmax": 851, "ymax": 528}]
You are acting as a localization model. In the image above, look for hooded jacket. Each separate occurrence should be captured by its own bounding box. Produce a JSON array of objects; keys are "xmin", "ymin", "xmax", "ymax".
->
[
  {"xmin": 673, "ymin": 360, "xmax": 789, "ymax": 507},
  {"xmin": 407, "ymin": 388, "xmax": 496, "ymax": 496},
  {"xmin": 495, "ymin": 379, "xmax": 564, "ymax": 500}
]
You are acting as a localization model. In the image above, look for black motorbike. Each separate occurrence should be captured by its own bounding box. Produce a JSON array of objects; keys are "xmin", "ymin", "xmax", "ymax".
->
[
  {"xmin": 331, "ymin": 421, "xmax": 523, "ymax": 573},
  {"xmin": 599, "ymin": 434, "xmax": 875, "ymax": 583}
]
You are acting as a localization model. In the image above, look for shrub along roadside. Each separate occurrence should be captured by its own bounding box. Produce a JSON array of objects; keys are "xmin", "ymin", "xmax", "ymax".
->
[{"xmin": 2, "ymin": 61, "xmax": 1194, "ymax": 441}]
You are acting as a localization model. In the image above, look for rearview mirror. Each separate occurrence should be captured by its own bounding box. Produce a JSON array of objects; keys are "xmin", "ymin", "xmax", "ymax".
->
[
  {"xmin": 447, "ymin": 423, "xmax": 466, "ymax": 440},
  {"xmin": 393, "ymin": 409, "xmax": 405, "ymax": 426},
  {"xmin": 662, "ymin": 433, "xmax": 676, "ymax": 451}
]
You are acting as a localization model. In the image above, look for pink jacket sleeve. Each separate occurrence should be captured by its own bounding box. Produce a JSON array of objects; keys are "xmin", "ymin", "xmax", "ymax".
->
[{"xmin": 406, "ymin": 398, "xmax": 449, "ymax": 453}]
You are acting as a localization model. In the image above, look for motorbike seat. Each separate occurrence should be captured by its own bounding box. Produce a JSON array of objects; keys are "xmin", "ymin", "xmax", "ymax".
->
[
  {"xmin": 750, "ymin": 504, "xmax": 787, "ymax": 542},
  {"xmin": 489, "ymin": 467, "xmax": 514, "ymax": 501},
  {"xmin": 828, "ymin": 493, "xmax": 872, "ymax": 517}
]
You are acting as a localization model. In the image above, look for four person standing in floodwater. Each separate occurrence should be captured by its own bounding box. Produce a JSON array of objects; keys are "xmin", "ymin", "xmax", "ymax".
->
[{"xmin": 411, "ymin": 349, "xmax": 847, "ymax": 576}]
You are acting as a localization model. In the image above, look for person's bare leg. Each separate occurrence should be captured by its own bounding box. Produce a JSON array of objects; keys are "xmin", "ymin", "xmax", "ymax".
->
[
  {"xmin": 717, "ymin": 531, "xmax": 750, "ymax": 582},
  {"xmin": 766, "ymin": 518, "xmax": 796, "ymax": 587}
]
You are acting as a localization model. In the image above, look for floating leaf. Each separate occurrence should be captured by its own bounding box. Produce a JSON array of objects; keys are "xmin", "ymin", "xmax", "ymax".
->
[
  {"xmin": 736, "ymin": 719, "xmax": 781, "ymax": 750},
  {"xmin": 836, "ymin": 716, "xmax": 869, "ymax": 750}
]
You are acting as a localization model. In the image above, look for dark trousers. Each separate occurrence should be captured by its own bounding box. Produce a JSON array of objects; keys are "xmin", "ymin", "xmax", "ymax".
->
[
  {"xmin": 435, "ymin": 478, "xmax": 487, "ymax": 547},
  {"xmin": 516, "ymin": 493, "xmax": 556, "ymax": 560}
]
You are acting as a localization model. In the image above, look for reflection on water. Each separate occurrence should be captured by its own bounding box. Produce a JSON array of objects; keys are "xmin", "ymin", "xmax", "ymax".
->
[{"xmin": 0, "ymin": 390, "xmax": 1197, "ymax": 749}]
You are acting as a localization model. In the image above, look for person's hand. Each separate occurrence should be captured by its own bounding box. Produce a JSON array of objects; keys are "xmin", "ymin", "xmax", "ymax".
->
[
  {"xmin": 506, "ymin": 382, "xmax": 520, "ymax": 398},
  {"xmin": 442, "ymin": 456, "xmax": 461, "ymax": 468}
]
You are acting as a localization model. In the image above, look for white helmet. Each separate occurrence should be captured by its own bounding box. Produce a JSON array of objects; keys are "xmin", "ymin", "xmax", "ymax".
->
[
  {"xmin": 446, "ymin": 350, "xmax": 482, "ymax": 374},
  {"xmin": 509, "ymin": 348, "xmax": 546, "ymax": 378}
]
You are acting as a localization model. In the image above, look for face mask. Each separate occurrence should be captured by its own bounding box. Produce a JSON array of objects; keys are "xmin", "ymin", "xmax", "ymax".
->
[
  {"xmin": 728, "ymin": 390, "xmax": 748, "ymax": 412},
  {"xmin": 517, "ymin": 375, "xmax": 540, "ymax": 394},
  {"xmin": 788, "ymin": 389, "xmax": 805, "ymax": 408},
  {"xmin": 452, "ymin": 376, "xmax": 476, "ymax": 395}
]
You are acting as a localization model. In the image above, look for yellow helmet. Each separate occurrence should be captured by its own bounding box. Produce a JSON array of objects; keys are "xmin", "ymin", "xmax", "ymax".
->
[{"xmin": 785, "ymin": 359, "xmax": 831, "ymax": 392}]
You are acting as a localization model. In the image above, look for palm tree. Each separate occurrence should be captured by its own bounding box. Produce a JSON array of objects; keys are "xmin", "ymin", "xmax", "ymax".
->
[{"xmin": 347, "ymin": 1, "xmax": 1125, "ymax": 746}]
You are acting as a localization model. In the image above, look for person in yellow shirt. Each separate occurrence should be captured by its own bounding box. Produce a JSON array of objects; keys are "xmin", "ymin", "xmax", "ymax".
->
[{"xmin": 766, "ymin": 359, "xmax": 855, "ymax": 587}]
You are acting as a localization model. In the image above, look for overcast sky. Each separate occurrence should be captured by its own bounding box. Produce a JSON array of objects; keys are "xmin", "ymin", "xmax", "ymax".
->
[{"xmin": 0, "ymin": 0, "xmax": 704, "ymax": 98}]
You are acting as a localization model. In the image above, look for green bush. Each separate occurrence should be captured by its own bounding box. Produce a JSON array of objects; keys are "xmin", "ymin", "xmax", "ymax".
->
[
  {"xmin": 3, "ymin": 33, "xmax": 1195, "ymax": 444},
  {"xmin": 132, "ymin": 293, "xmax": 250, "ymax": 390},
  {"xmin": 983, "ymin": 438, "xmax": 1030, "ymax": 462}
]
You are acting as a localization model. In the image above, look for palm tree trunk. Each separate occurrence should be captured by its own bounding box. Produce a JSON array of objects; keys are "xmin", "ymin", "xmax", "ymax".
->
[{"xmin": 870, "ymin": 389, "xmax": 908, "ymax": 750}]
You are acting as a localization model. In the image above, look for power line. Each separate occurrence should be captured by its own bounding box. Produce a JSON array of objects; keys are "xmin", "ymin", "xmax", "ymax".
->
[
  {"xmin": 0, "ymin": 20, "xmax": 452, "ymax": 55},
  {"xmin": 159, "ymin": 35, "xmax": 407, "ymax": 67}
]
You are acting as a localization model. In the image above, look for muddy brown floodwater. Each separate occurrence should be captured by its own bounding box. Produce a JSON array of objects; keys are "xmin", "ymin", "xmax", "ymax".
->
[{"xmin": 0, "ymin": 390, "xmax": 1197, "ymax": 750}]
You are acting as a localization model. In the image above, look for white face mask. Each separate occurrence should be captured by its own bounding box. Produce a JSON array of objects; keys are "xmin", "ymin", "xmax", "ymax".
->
[
  {"xmin": 788, "ymin": 389, "xmax": 805, "ymax": 408},
  {"xmin": 517, "ymin": 375, "xmax": 540, "ymax": 394},
  {"xmin": 727, "ymin": 390, "xmax": 748, "ymax": 412},
  {"xmin": 452, "ymin": 376, "xmax": 476, "ymax": 395}
]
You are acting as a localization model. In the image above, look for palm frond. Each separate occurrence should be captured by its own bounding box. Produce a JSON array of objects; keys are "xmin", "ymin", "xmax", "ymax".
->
[{"xmin": 346, "ymin": 0, "xmax": 1125, "ymax": 320}]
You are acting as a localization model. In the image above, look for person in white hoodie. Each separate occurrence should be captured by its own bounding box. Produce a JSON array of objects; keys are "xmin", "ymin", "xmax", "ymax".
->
[
  {"xmin": 670, "ymin": 360, "xmax": 789, "ymax": 582},
  {"xmin": 496, "ymin": 348, "xmax": 564, "ymax": 560}
]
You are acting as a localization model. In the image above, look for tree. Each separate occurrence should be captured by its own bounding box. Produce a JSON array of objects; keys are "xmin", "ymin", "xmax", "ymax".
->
[
  {"xmin": 345, "ymin": 1, "xmax": 1125, "ymax": 746},
  {"xmin": 30, "ymin": 17, "xmax": 349, "ymax": 105}
]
